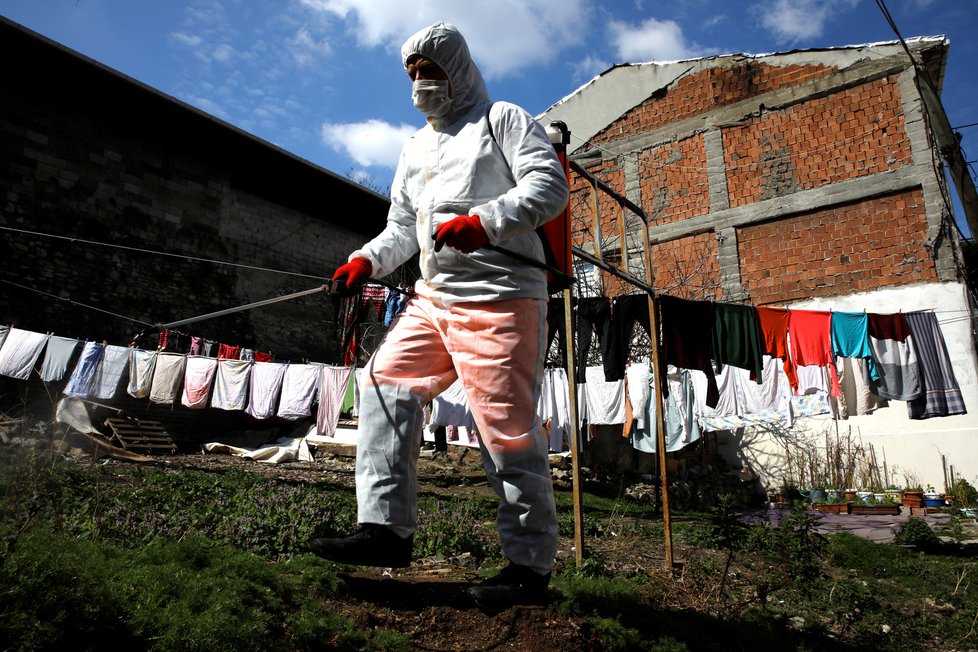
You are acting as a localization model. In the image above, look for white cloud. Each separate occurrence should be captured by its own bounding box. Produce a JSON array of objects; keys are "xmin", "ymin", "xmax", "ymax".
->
[
  {"xmin": 756, "ymin": 0, "xmax": 860, "ymax": 44},
  {"xmin": 570, "ymin": 55, "xmax": 611, "ymax": 84},
  {"xmin": 289, "ymin": 25, "xmax": 333, "ymax": 66},
  {"xmin": 608, "ymin": 17, "xmax": 714, "ymax": 62},
  {"xmin": 320, "ymin": 119, "xmax": 416, "ymax": 168},
  {"xmin": 702, "ymin": 14, "xmax": 726, "ymax": 29},
  {"xmin": 168, "ymin": 31, "xmax": 203, "ymax": 48},
  {"xmin": 296, "ymin": 0, "xmax": 590, "ymax": 79}
]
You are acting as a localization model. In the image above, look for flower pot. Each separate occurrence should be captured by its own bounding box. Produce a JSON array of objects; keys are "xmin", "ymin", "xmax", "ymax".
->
[
  {"xmin": 844, "ymin": 490, "xmax": 858, "ymax": 502},
  {"xmin": 856, "ymin": 491, "xmax": 873, "ymax": 504},
  {"xmin": 809, "ymin": 488, "xmax": 827, "ymax": 504},
  {"xmin": 902, "ymin": 491, "xmax": 923, "ymax": 508},
  {"xmin": 923, "ymin": 494, "xmax": 945, "ymax": 508},
  {"xmin": 813, "ymin": 502, "xmax": 849, "ymax": 514},
  {"xmin": 850, "ymin": 503, "xmax": 901, "ymax": 515}
]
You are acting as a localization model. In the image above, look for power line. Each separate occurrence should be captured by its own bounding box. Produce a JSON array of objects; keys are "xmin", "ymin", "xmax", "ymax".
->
[
  {"xmin": 0, "ymin": 279, "xmax": 154, "ymax": 327},
  {"xmin": 0, "ymin": 226, "xmax": 327, "ymax": 281}
]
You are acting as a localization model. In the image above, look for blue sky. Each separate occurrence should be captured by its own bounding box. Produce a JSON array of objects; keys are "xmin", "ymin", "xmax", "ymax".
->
[{"xmin": 2, "ymin": 0, "xmax": 977, "ymax": 223}]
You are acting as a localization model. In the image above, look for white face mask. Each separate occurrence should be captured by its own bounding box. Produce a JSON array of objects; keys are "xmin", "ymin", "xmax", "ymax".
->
[{"xmin": 412, "ymin": 79, "xmax": 452, "ymax": 119}]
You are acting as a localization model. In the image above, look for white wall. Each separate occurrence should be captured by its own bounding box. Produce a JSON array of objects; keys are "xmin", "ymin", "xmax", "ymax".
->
[{"xmin": 717, "ymin": 282, "xmax": 977, "ymax": 493}]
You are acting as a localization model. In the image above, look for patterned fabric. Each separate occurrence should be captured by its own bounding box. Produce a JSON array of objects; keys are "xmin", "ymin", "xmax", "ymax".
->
[
  {"xmin": 127, "ymin": 349, "xmax": 158, "ymax": 398},
  {"xmin": 905, "ymin": 311, "xmax": 967, "ymax": 419}
]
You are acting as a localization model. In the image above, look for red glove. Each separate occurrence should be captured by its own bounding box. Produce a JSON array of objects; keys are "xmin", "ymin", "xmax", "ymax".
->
[
  {"xmin": 331, "ymin": 257, "xmax": 372, "ymax": 294},
  {"xmin": 433, "ymin": 215, "xmax": 489, "ymax": 253}
]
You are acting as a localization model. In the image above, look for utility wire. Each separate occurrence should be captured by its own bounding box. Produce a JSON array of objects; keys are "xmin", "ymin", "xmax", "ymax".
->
[
  {"xmin": 0, "ymin": 279, "xmax": 154, "ymax": 327},
  {"xmin": 0, "ymin": 225, "xmax": 327, "ymax": 281}
]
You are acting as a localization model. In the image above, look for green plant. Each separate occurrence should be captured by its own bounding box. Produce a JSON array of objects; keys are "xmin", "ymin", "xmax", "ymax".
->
[
  {"xmin": 414, "ymin": 497, "xmax": 498, "ymax": 562},
  {"xmin": 893, "ymin": 517, "xmax": 940, "ymax": 550},
  {"xmin": 740, "ymin": 502, "xmax": 825, "ymax": 595},
  {"xmin": 949, "ymin": 478, "xmax": 977, "ymax": 506},
  {"xmin": 0, "ymin": 525, "xmax": 405, "ymax": 651}
]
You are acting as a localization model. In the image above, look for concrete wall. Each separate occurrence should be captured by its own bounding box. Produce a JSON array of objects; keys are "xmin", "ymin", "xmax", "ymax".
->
[{"xmin": 717, "ymin": 282, "xmax": 977, "ymax": 492}]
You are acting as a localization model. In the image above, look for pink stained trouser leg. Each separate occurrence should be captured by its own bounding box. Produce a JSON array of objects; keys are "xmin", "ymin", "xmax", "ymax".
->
[{"xmin": 354, "ymin": 294, "xmax": 558, "ymax": 573}]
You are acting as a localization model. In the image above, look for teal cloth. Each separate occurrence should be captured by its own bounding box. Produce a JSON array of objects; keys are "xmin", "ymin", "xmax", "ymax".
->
[{"xmin": 831, "ymin": 311, "xmax": 879, "ymax": 380}]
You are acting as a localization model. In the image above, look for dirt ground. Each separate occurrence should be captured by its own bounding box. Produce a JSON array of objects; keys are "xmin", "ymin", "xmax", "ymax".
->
[{"xmin": 150, "ymin": 447, "xmax": 654, "ymax": 651}]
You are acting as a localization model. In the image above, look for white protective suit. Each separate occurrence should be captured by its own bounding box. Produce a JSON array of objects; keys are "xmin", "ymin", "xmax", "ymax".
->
[{"xmin": 348, "ymin": 22, "xmax": 569, "ymax": 574}]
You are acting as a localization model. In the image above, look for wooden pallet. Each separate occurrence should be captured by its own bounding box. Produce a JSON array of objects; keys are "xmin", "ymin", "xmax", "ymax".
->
[{"xmin": 104, "ymin": 417, "xmax": 176, "ymax": 454}]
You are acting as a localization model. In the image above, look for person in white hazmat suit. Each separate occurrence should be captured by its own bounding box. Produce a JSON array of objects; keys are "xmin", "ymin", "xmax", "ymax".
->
[{"xmin": 307, "ymin": 22, "xmax": 569, "ymax": 611}]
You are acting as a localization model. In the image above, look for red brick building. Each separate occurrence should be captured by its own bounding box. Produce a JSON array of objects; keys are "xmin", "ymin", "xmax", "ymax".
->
[{"xmin": 543, "ymin": 37, "xmax": 976, "ymax": 490}]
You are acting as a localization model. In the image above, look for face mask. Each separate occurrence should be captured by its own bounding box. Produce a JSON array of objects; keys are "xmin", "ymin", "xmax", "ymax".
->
[{"xmin": 412, "ymin": 79, "xmax": 452, "ymax": 119}]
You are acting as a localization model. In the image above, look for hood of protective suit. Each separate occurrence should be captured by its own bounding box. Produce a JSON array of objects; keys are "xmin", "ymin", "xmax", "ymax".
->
[{"xmin": 401, "ymin": 22, "xmax": 490, "ymax": 128}]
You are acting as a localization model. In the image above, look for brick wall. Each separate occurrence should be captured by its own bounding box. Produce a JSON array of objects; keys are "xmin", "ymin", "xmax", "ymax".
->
[
  {"xmin": 737, "ymin": 190, "xmax": 937, "ymax": 304},
  {"xmin": 639, "ymin": 135, "xmax": 710, "ymax": 226},
  {"xmin": 651, "ymin": 231, "xmax": 722, "ymax": 300},
  {"xmin": 565, "ymin": 48, "xmax": 952, "ymax": 306},
  {"xmin": 723, "ymin": 75, "xmax": 911, "ymax": 206},
  {"xmin": 590, "ymin": 61, "xmax": 835, "ymax": 147}
]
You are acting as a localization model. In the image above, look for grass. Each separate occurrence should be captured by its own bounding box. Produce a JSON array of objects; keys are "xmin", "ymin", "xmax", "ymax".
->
[{"xmin": 1, "ymin": 446, "xmax": 977, "ymax": 651}]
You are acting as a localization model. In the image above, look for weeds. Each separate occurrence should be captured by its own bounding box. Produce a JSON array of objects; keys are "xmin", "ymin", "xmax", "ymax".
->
[{"xmin": 2, "ymin": 446, "xmax": 978, "ymax": 650}]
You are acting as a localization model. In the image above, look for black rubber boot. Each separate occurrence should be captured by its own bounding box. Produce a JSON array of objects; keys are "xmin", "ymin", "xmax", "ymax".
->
[
  {"xmin": 306, "ymin": 525, "xmax": 413, "ymax": 567},
  {"xmin": 467, "ymin": 562, "xmax": 551, "ymax": 613}
]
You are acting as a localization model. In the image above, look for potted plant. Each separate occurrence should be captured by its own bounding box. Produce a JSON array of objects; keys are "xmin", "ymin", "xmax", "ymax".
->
[
  {"xmin": 902, "ymin": 485, "xmax": 924, "ymax": 509},
  {"xmin": 851, "ymin": 498, "xmax": 901, "ymax": 515},
  {"xmin": 813, "ymin": 494, "xmax": 850, "ymax": 514},
  {"xmin": 884, "ymin": 485, "xmax": 903, "ymax": 504},
  {"xmin": 923, "ymin": 486, "xmax": 945, "ymax": 508}
]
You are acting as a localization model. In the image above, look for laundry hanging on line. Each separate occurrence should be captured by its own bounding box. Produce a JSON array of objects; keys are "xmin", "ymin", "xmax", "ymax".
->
[{"xmin": 546, "ymin": 292, "xmax": 966, "ymax": 421}]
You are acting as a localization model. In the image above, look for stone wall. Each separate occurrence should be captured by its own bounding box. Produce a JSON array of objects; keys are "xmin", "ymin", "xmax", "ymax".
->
[{"xmin": 0, "ymin": 19, "xmax": 395, "ymax": 365}]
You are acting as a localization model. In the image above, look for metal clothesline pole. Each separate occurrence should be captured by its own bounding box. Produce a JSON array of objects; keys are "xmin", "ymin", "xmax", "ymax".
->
[
  {"xmin": 567, "ymin": 157, "xmax": 676, "ymax": 573},
  {"xmin": 144, "ymin": 277, "xmax": 412, "ymax": 334}
]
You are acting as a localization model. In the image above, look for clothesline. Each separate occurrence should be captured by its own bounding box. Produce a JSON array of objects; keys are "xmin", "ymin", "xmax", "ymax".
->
[
  {"xmin": 0, "ymin": 323, "xmax": 362, "ymax": 438},
  {"xmin": 553, "ymin": 292, "xmax": 966, "ymax": 422}
]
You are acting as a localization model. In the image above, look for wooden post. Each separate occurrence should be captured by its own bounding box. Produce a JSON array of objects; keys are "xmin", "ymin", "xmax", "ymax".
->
[
  {"xmin": 562, "ymin": 288, "xmax": 584, "ymax": 569},
  {"xmin": 639, "ymin": 210, "xmax": 673, "ymax": 571},
  {"xmin": 942, "ymin": 454, "xmax": 950, "ymax": 494}
]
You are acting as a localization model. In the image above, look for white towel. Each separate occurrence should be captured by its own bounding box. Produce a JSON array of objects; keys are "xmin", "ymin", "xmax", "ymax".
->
[
  {"xmin": 245, "ymin": 362, "xmax": 287, "ymax": 419},
  {"xmin": 211, "ymin": 359, "xmax": 253, "ymax": 411},
  {"xmin": 181, "ymin": 356, "xmax": 219, "ymax": 409},
  {"xmin": 0, "ymin": 328, "xmax": 50, "ymax": 380},
  {"xmin": 277, "ymin": 363, "xmax": 322, "ymax": 420},
  {"xmin": 148, "ymin": 353, "xmax": 187, "ymax": 405}
]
